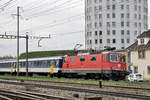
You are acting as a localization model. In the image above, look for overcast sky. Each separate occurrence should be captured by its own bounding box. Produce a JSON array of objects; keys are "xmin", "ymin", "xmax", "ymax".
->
[{"xmin": 0, "ymin": 0, "xmax": 150, "ymax": 57}]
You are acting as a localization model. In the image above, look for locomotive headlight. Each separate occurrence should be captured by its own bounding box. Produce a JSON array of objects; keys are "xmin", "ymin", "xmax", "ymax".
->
[{"xmin": 118, "ymin": 64, "xmax": 121, "ymax": 69}]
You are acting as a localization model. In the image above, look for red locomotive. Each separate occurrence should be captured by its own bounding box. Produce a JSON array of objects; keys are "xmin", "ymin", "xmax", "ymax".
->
[{"xmin": 62, "ymin": 52, "xmax": 128, "ymax": 80}]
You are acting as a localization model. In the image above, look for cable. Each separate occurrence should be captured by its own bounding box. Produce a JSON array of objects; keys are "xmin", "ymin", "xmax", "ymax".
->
[
  {"xmin": 20, "ymin": 13, "xmax": 84, "ymax": 33},
  {"xmin": 24, "ymin": 0, "xmax": 84, "ymax": 19},
  {"xmin": 57, "ymin": 30, "xmax": 84, "ymax": 36},
  {"xmin": 22, "ymin": 0, "xmax": 81, "ymax": 18},
  {"xmin": 0, "ymin": 0, "xmax": 15, "ymax": 10}
]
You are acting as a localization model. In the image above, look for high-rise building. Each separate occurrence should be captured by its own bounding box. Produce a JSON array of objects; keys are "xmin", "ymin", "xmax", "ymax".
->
[{"xmin": 85, "ymin": 0, "xmax": 148, "ymax": 50}]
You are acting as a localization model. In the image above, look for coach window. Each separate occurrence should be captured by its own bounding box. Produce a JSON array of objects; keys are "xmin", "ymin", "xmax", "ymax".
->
[
  {"xmin": 90, "ymin": 56, "xmax": 96, "ymax": 61},
  {"xmin": 80, "ymin": 56, "xmax": 85, "ymax": 62},
  {"xmin": 70, "ymin": 57, "xmax": 75, "ymax": 62}
]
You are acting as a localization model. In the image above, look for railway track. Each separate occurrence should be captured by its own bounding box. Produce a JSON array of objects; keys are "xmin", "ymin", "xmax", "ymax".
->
[
  {"xmin": 0, "ymin": 78, "xmax": 150, "ymax": 99},
  {"xmin": 0, "ymin": 88, "xmax": 72, "ymax": 100},
  {"xmin": 0, "ymin": 78, "xmax": 150, "ymax": 91}
]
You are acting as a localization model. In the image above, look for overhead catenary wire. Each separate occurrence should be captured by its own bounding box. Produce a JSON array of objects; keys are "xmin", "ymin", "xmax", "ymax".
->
[
  {"xmin": 0, "ymin": 0, "xmax": 16, "ymax": 12},
  {"xmin": 20, "ymin": 13, "xmax": 84, "ymax": 33},
  {"xmin": 22, "ymin": 0, "xmax": 83, "ymax": 19},
  {"xmin": 22, "ymin": 2, "xmax": 84, "ymax": 21},
  {"xmin": 0, "ymin": 0, "xmax": 147, "ymax": 35}
]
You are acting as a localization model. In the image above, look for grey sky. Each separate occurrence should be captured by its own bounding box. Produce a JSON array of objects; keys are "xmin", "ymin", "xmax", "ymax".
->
[{"xmin": 0, "ymin": 0, "xmax": 150, "ymax": 57}]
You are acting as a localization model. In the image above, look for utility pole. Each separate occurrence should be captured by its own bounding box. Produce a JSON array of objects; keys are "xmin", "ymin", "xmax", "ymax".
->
[
  {"xmin": 17, "ymin": 6, "xmax": 20, "ymax": 76},
  {"xmin": 26, "ymin": 35, "xmax": 28, "ymax": 77}
]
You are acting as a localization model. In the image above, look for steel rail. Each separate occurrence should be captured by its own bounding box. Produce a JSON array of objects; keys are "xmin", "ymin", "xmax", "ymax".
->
[
  {"xmin": 1, "ymin": 78, "xmax": 150, "ymax": 91},
  {"xmin": 0, "ymin": 80, "xmax": 150, "ymax": 99},
  {"xmin": 0, "ymin": 95, "xmax": 13, "ymax": 100}
]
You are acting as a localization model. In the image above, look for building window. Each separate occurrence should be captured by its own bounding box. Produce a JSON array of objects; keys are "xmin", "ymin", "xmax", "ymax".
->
[
  {"xmin": 95, "ymin": 39, "xmax": 98, "ymax": 44},
  {"xmin": 138, "ymin": 50, "xmax": 145, "ymax": 59},
  {"xmin": 99, "ymin": 22, "xmax": 102, "ymax": 27},
  {"xmin": 112, "ymin": 39, "xmax": 116, "ymax": 44},
  {"xmin": 140, "ymin": 38, "xmax": 144, "ymax": 44},
  {"xmin": 147, "ymin": 66, "xmax": 150, "ymax": 74},
  {"xmin": 127, "ymin": 39, "xmax": 130, "ymax": 43},
  {"xmin": 99, "ymin": 5, "xmax": 102, "ymax": 11},
  {"xmin": 126, "ymin": 5, "xmax": 129, "ymax": 10},
  {"xmin": 127, "ymin": 30, "xmax": 130, "ymax": 35},
  {"xmin": 134, "ymin": 14, "xmax": 137, "ymax": 19},
  {"xmin": 107, "ymin": 13, "xmax": 110, "ymax": 18},
  {"xmin": 95, "ymin": 22, "xmax": 97, "ymax": 28},
  {"xmin": 112, "ymin": 22, "xmax": 116, "ymax": 27},
  {"xmin": 121, "ymin": 30, "xmax": 124, "ymax": 35},
  {"xmin": 112, "ymin": 30, "xmax": 116, "ymax": 35},
  {"xmin": 127, "ymin": 13, "xmax": 130, "ymax": 18},
  {"xmin": 95, "ymin": 31, "xmax": 97, "ymax": 36},
  {"xmin": 134, "ymin": 22, "xmax": 137, "ymax": 27},
  {"xmin": 121, "ymin": 13, "xmax": 124, "ymax": 18},
  {"xmin": 112, "ymin": 13, "xmax": 115, "ymax": 18},
  {"xmin": 99, "ymin": 31, "xmax": 102, "ymax": 35},
  {"xmin": 99, "ymin": 0, "xmax": 102, "ymax": 2},
  {"xmin": 121, "ymin": 39, "xmax": 124, "ymax": 43},
  {"xmin": 99, "ymin": 14, "xmax": 102, "ymax": 19},
  {"xmin": 107, "ymin": 30, "xmax": 110, "ymax": 35},
  {"xmin": 99, "ymin": 39, "xmax": 102, "ymax": 44},
  {"xmin": 134, "ymin": 31, "xmax": 137, "ymax": 35},
  {"xmin": 121, "ymin": 5, "xmax": 124, "ymax": 10},
  {"xmin": 112, "ymin": 4, "xmax": 116, "ymax": 10},
  {"xmin": 121, "ymin": 21, "xmax": 124, "ymax": 27},
  {"xmin": 107, "ymin": 22, "xmax": 110, "ymax": 27},
  {"xmin": 107, "ymin": 39, "xmax": 110, "ymax": 43},
  {"xmin": 121, "ymin": 47, "xmax": 124, "ymax": 49},
  {"xmin": 107, "ymin": 5, "xmax": 110, "ymax": 10},
  {"xmin": 127, "ymin": 22, "xmax": 130, "ymax": 27},
  {"xmin": 139, "ymin": 23, "xmax": 141, "ymax": 28},
  {"xmin": 134, "ymin": 66, "xmax": 138, "ymax": 73},
  {"xmin": 94, "ymin": 0, "xmax": 97, "ymax": 3},
  {"xmin": 134, "ymin": 5, "xmax": 137, "ymax": 11},
  {"xmin": 90, "ymin": 40, "xmax": 92, "ymax": 44}
]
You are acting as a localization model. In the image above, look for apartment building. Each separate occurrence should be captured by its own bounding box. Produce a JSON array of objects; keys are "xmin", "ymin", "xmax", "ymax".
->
[{"xmin": 85, "ymin": 0, "xmax": 148, "ymax": 50}]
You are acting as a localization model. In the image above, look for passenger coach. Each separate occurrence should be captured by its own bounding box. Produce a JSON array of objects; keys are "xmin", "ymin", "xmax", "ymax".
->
[{"xmin": 0, "ymin": 57, "xmax": 63, "ymax": 76}]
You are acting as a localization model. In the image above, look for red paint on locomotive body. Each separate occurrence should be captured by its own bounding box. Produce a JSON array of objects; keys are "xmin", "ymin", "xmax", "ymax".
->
[
  {"xmin": 62, "ymin": 52, "xmax": 127, "ymax": 80},
  {"xmin": 62, "ymin": 52, "xmax": 126, "ymax": 71}
]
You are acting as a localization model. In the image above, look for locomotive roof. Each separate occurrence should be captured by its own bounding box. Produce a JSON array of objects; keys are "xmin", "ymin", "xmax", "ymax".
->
[{"xmin": 65, "ymin": 52, "xmax": 121, "ymax": 57}]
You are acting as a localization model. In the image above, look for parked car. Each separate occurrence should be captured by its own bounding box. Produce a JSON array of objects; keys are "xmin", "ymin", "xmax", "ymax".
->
[{"xmin": 128, "ymin": 73, "xmax": 143, "ymax": 82}]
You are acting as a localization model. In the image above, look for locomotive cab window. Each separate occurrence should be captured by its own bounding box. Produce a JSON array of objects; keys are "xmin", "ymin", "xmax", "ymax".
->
[
  {"xmin": 70, "ymin": 57, "xmax": 75, "ymax": 62},
  {"xmin": 90, "ymin": 56, "xmax": 96, "ymax": 61},
  {"xmin": 80, "ymin": 56, "xmax": 85, "ymax": 62},
  {"xmin": 107, "ymin": 54, "xmax": 118, "ymax": 62},
  {"xmin": 110, "ymin": 54, "xmax": 118, "ymax": 62}
]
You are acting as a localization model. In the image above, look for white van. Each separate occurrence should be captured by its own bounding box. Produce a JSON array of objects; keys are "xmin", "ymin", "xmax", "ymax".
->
[{"xmin": 128, "ymin": 73, "xmax": 143, "ymax": 82}]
